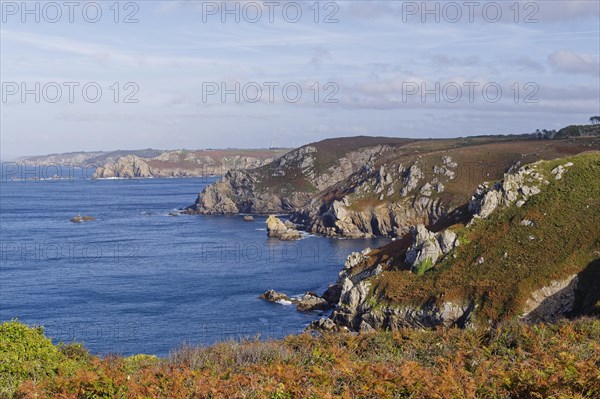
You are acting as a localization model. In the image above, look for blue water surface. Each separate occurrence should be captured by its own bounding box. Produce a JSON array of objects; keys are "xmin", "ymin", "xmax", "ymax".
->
[{"xmin": 0, "ymin": 167, "xmax": 387, "ymax": 355}]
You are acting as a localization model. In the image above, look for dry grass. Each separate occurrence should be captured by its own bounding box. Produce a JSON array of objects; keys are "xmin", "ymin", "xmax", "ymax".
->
[{"xmin": 6, "ymin": 318, "xmax": 599, "ymax": 399}]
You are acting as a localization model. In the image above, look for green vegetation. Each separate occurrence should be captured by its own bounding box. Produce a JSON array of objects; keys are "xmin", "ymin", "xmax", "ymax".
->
[
  {"xmin": 1, "ymin": 319, "xmax": 598, "ymax": 398},
  {"xmin": 0, "ymin": 321, "xmax": 83, "ymax": 398},
  {"xmin": 413, "ymin": 258, "xmax": 433, "ymax": 276},
  {"xmin": 372, "ymin": 152, "xmax": 600, "ymax": 323}
]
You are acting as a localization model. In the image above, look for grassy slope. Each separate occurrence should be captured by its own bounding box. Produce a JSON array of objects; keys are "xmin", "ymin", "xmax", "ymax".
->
[
  {"xmin": 371, "ymin": 152, "xmax": 600, "ymax": 322},
  {"xmin": 3, "ymin": 319, "xmax": 599, "ymax": 398}
]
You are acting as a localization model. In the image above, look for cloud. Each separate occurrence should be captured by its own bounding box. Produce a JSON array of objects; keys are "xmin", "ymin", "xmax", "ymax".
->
[
  {"xmin": 430, "ymin": 54, "xmax": 480, "ymax": 67},
  {"xmin": 548, "ymin": 49, "xmax": 600, "ymax": 75},
  {"xmin": 513, "ymin": 56, "xmax": 545, "ymax": 72},
  {"xmin": 537, "ymin": 0, "xmax": 600, "ymax": 21},
  {"xmin": 309, "ymin": 47, "xmax": 331, "ymax": 70}
]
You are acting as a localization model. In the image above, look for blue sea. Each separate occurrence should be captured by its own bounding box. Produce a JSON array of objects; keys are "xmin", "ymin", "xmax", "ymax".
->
[{"xmin": 0, "ymin": 165, "xmax": 387, "ymax": 356}]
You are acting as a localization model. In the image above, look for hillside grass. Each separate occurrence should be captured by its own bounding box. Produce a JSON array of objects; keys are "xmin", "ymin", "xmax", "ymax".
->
[
  {"xmin": 2, "ymin": 318, "xmax": 599, "ymax": 398},
  {"xmin": 371, "ymin": 152, "xmax": 600, "ymax": 322}
]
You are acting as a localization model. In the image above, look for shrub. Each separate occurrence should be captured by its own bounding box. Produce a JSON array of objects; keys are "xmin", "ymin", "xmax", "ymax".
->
[{"xmin": 0, "ymin": 321, "xmax": 65, "ymax": 398}]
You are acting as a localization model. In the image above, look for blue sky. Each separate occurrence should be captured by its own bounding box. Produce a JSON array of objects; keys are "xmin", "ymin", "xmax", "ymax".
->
[{"xmin": 1, "ymin": 0, "xmax": 599, "ymax": 159}]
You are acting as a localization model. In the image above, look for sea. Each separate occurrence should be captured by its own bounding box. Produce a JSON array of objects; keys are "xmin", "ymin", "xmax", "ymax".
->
[{"xmin": 0, "ymin": 165, "xmax": 388, "ymax": 356}]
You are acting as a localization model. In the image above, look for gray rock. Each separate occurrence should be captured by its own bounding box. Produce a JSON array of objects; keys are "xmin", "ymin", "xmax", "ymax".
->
[
  {"xmin": 401, "ymin": 163, "xmax": 424, "ymax": 196},
  {"xmin": 521, "ymin": 275, "xmax": 578, "ymax": 323},
  {"xmin": 296, "ymin": 292, "xmax": 331, "ymax": 312},
  {"xmin": 438, "ymin": 230, "xmax": 459, "ymax": 254},
  {"xmin": 405, "ymin": 225, "xmax": 458, "ymax": 272},
  {"xmin": 420, "ymin": 183, "xmax": 433, "ymax": 197},
  {"xmin": 309, "ymin": 317, "xmax": 339, "ymax": 332},
  {"xmin": 259, "ymin": 290, "xmax": 290, "ymax": 302}
]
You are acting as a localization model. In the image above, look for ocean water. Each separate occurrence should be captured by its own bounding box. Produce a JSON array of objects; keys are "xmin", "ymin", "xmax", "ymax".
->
[{"xmin": 0, "ymin": 167, "xmax": 388, "ymax": 356}]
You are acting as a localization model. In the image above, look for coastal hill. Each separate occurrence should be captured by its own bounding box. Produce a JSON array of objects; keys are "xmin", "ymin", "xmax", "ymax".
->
[
  {"xmin": 92, "ymin": 149, "xmax": 290, "ymax": 178},
  {"xmin": 13, "ymin": 149, "xmax": 163, "ymax": 168},
  {"xmin": 188, "ymin": 126, "xmax": 599, "ymax": 335},
  {"xmin": 316, "ymin": 152, "xmax": 600, "ymax": 332},
  {"xmin": 186, "ymin": 125, "xmax": 600, "ymax": 240},
  {"xmin": 12, "ymin": 148, "xmax": 290, "ymax": 178}
]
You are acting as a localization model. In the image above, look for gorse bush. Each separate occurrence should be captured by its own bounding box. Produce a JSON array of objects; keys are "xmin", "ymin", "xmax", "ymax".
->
[
  {"xmin": 0, "ymin": 321, "xmax": 64, "ymax": 398},
  {"xmin": 3, "ymin": 318, "xmax": 599, "ymax": 398}
]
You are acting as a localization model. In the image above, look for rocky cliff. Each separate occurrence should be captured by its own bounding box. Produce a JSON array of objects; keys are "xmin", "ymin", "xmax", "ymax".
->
[
  {"xmin": 311, "ymin": 152, "xmax": 600, "ymax": 332},
  {"xmin": 92, "ymin": 149, "xmax": 288, "ymax": 179},
  {"xmin": 187, "ymin": 135, "xmax": 600, "ymax": 238},
  {"xmin": 290, "ymin": 155, "xmax": 459, "ymax": 238},
  {"xmin": 186, "ymin": 137, "xmax": 412, "ymax": 214},
  {"xmin": 14, "ymin": 149, "xmax": 163, "ymax": 168}
]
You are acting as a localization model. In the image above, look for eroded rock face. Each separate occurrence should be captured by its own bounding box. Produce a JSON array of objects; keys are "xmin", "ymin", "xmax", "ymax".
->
[
  {"xmin": 94, "ymin": 151, "xmax": 276, "ymax": 179},
  {"xmin": 311, "ymin": 156, "xmax": 595, "ymax": 334},
  {"xmin": 186, "ymin": 170, "xmax": 303, "ymax": 215},
  {"xmin": 521, "ymin": 275, "xmax": 579, "ymax": 323},
  {"xmin": 291, "ymin": 156, "xmax": 458, "ymax": 239},
  {"xmin": 94, "ymin": 155, "xmax": 153, "ymax": 178},
  {"xmin": 404, "ymin": 225, "xmax": 458, "ymax": 273},
  {"xmin": 468, "ymin": 161, "xmax": 560, "ymax": 221},
  {"xmin": 187, "ymin": 144, "xmax": 391, "ymax": 216}
]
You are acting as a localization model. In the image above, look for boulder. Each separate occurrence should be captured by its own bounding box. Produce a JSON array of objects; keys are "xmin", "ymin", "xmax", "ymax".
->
[
  {"xmin": 70, "ymin": 215, "xmax": 96, "ymax": 223},
  {"xmin": 259, "ymin": 290, "xmax": 290, "ymax": 302},
  {"xmin": 309, "ymin": 317, "xmax": 339, "ymax": 332},
  {"xmin": 266, "ymin": 215, "xmax": 301, "ymax": 240},
  {"xmin": 296, "ymin": 292, "xmax": 331, "ymax": 312}
]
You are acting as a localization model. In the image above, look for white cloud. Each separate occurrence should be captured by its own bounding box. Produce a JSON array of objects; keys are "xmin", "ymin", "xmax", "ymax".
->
[{"xmin": 548, "ymin": 49, "xmax": 600, "ymax": 75}]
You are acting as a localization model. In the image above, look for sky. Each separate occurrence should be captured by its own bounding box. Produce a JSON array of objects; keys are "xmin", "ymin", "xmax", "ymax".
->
[{"xmin": 1, "ymin": 0, "xmax": 599, "ymax": 159}]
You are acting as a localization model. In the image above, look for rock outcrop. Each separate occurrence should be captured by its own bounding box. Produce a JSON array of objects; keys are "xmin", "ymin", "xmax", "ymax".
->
[
  {"xmin": 313, "ymin": 246, "xmax": 474, "ymax": 331},
  {"xmin": 259, "ymin": 290, "xmax": 331, "ymax": 312},
  {"xmin": 521, "ymin": 275, "xmax": 579, "ymax": 323},
  {"xmin": 405, "ymin": 225, "xmax": 458, "ymax": 273},
  {"xmin": 291, "ymin": 157, "xmax": 457, "ymax": 238},
  {"xmin": 94, "ymin": 155, "xmax": 153, "ymax": 178},
  {"xmin": 467, "ymin": 161, "xmax": 573, "ymax": 221},
  {"xmin": 266, "ymin": 216, "xmax": 301, "ymax": 240},
  {"xmin": 186, "ymin": 136, "xmax": 599, "ymax": 240},
  {"xmin": 70, "ymin": 215, "xmax": 96, "ymax": 223}
]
